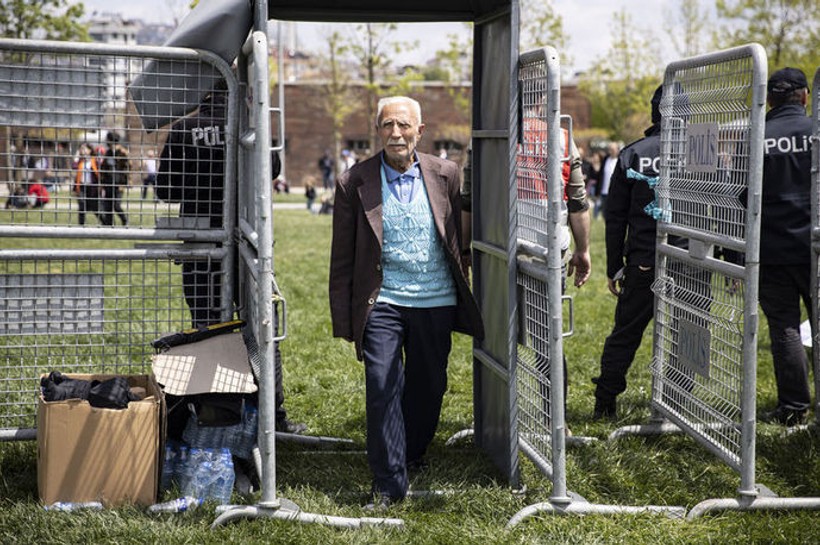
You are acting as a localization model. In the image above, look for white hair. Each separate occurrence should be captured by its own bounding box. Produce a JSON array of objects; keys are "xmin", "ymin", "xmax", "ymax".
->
[{"xmin": 376, "ymin": 96, "xmax": 422, "ymax": 126}]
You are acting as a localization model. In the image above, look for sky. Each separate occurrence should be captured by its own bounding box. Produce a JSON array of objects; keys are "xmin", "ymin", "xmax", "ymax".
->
[{"xmin": 80, "ymin": 0, "xmax": 684, "ymax": 74}]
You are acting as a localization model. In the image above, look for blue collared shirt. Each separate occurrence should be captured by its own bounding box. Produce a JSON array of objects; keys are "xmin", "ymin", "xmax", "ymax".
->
[{"xmin": 381, "ymin": 152, "xmax": 422, "ymax": 204}]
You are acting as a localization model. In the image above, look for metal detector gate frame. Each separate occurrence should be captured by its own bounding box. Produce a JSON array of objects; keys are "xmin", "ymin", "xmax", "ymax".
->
[
  {"xmin": 259, "ymin": 0, "xmax": 521, "ymax": 494},
  {"xmin": 469, "ymin": 1, "xmax": 521, "ymax": 487}
]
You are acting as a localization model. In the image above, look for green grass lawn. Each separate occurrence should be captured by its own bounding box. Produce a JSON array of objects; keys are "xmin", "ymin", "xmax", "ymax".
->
[{"xmin": 0, "ymin": 209, "xmax": 818, "ymax": 544}]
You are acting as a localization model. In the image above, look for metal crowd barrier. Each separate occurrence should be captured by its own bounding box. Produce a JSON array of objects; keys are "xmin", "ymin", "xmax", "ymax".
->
[
  {"xmin": 610, "ymin": 43, "xmax": 820, "ymax": 518},
  {"xmin": 507, "ymin": 47, "xmax": 683, "ymax": 526},
  {"xmin": 0, "ymin": 37, "xmax": 237, "ymax": 440}
]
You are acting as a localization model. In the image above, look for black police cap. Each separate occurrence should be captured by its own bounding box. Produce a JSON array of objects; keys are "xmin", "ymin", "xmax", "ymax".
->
[{"xmin": 767, "ymin": 67, "xmax": 809, "ymax": 94}]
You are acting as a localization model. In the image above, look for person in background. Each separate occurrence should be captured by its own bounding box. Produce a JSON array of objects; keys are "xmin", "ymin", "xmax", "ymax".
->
[
  {"xmin": 340, "ymin": 149, "xmax": 356, "ymax": 172},
  {"xmin": 757, "ymin": 67, "xmax": 813, "ymax": 427},
  {"xmin": 73, "ymin": 142, "xmax": 104, "ymax": 226},
  {"xmin": 592, "ymin": 85, "xmax": 678, "ymax": 419},
  {"xmin": 5, "ymin": 185, "xmax": 29, "ymax": 209},
  {"xmin": 595, "ymin": 141, "xmax": 619, "ymax": 220},
  {"xmin": 317, "ymin": 149, "xmax": 335, "ymax": 192},
  {"xmin": 304, "ymin": 176, "xmax": 317, "ymax": 212},
  {"xmin": 330, "ymin": 96, "xmax": 484, "ymax": 510},
  {"xmin": 579, "ymin": 145, "xmax": 599, "ymax": 206},
  {"xmin": 318, "ymin": 191, "xmax": 334, "ymax": 215},
  {"xmin": 41, "ymin": 169, "xmax": 59, "ymax": 193},
  {"xmin": 27, "ymin": 181, "xmax": 50, "ymax": 208},
  {"xmin": 142, "ymin": 149, "xmax": 158, "ymax": 200},
  {"xmin": 157, "ymin": 80, "xmax": 305, "ymax": 435},
  {"xmin": 100, "ymin": 132, "xmax": 129, "ymax": 226}
]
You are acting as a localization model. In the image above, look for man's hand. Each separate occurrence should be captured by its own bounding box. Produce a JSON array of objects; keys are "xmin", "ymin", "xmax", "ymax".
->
[
  {"xmin": 607, "ymin": 277, "xmax": 622, "ymax": 297},
  {"xmin": 567, "ymin": 250, "xmax": 591, "ymax": 287}
]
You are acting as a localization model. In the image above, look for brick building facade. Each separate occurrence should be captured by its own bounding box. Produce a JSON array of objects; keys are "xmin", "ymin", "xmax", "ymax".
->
[{"xmin": 272, "ymin": 81, "xmax": 590, "ymax": 188}]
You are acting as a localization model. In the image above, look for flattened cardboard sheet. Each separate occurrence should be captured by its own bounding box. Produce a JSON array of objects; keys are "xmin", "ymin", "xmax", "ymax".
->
[{"xmin": 151, "ymin": 331, "xmax": 257, "ymax": 396}]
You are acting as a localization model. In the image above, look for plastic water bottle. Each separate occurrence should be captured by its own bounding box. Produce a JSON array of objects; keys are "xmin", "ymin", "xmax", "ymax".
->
[
  {"xmin": 173, "ymin": 445, "xmax": 190, "ymax": 491},
  {"xmin": 44, "ymin": 501, "xmax": 104, "ymax": 512},
  {"xmin": 179, "ymin": 447, "xmax": 204, "ymax": 498},
  {"xmin": 160, "ymin": 440, "xmax": 179, "ymax": 492},
  {"xmin": 199, "ymin": 459, "xmax": 216, "ymax": 500},
  {"xmin": 237, "ymin": 405, "xmax": 258, "ymax": 459},
  {"xmin": 208, "ymin": 448, "xmax": 235, "ymax": 505},
  {"xmin": 146, "ymin": 496, "xmax": 202, "ymax": 514}
]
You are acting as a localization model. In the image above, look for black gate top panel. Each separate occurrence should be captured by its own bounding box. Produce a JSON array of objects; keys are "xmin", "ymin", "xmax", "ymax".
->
[{"xmin": 268, "ymin": 0, "xmax": 511, "ymax": 21}]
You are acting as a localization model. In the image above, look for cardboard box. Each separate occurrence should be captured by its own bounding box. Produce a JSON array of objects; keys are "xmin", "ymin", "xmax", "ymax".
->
[{"xmin": 37, "ymin": 374, "xmax": 165, "ymax": 507}]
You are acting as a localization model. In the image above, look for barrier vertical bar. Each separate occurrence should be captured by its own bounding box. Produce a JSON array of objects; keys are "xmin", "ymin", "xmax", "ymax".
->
[{"xmin": 811, "ymin": 68, "xmax": 820, "ymax": 427}]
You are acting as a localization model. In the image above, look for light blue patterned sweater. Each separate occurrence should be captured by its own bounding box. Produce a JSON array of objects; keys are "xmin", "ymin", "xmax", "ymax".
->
[{"xmin": 377, "ymin": 172, "xmax": 456, "ymax": 308}]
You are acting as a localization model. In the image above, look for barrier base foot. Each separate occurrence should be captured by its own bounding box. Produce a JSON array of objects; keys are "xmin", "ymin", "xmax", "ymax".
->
[
  {"xmin": 445, "ymin": 428, "xmax": 474, "ymax": 446},
  {"xmin": 211, "ymin": 497, "xmax": 404, "ymax": 530},
  {"xmin": 687, "ymin": 495, "xmax": 820, "ymax": 519},
  {"xmin": 607, "ymin": 420, "xmax": 683, "ymax": 441},
  {"xmin": 507, "ymin": 499, "xmax": 686, "ymax": 527}
]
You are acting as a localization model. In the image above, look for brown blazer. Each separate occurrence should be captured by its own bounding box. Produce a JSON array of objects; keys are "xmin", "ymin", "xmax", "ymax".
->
[{"xmin": 329, "ymin": 151, "xmax": 484, "ymax": 360}]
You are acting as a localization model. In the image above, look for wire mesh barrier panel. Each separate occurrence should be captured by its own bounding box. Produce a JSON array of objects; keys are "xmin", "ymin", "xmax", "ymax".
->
[
  {"xmin": 515, "ymin": 266, "xmax": 552, "ymax": 468},
  {"xmin": 651, "ymin": 258, "xmax": 746, "ymax": 467},
  {"xmin": 652, "ymin": 46, "xmax": 766, "ymax": 476},
  {"xmin": 507, "ymin": 49, "xmax": 694, "ymax": 523},
  {"xmin": 514, "ymin": 48, "xmax": 565, "ymax": 483},
  {"xmin": 0, "ymin": 255, "xmax": 214, "ymax": 431},
  {"xmin": 0, "ymin": 45, "xmax": 231, "ymax": 233},
  {"xmin": 0, "ymin": 39, "xmax": 236, "ymax": 437}
]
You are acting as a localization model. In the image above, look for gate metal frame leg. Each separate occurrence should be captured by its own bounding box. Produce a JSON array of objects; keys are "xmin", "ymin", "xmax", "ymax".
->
[{"xmin": 507, "ymin": 430, "xmax": 685, "ymax": 527}]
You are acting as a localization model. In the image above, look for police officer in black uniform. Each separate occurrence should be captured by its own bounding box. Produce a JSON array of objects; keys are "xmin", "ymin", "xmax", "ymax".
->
[
  {"xmin": 157, "ymin": 80, "xmax": 305, "ymax": 434},
  {"xmin": 157, "ymin": 81, "xmax": 229, "ymax": 326},
  {"xmin": 758, "ymin": 67, "xmax": 813, "ymax": 426},
  {"xmin": 592, "ymin": 85, "xmax": 672, "ymax": 419}
]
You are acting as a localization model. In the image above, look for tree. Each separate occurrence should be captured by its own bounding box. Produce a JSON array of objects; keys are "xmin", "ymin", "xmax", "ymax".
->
[
  {"xmin": 714, "ymin": 0, "xmax": 820, "ymax": 75},
  {"xmin": 316, "ymin": 30, "xmax": 357, "ymax": 179},
  {"xmin": 579, "ymin": 9, "xmax": 662, "ymax": 142},
  {"xmin": 168, "ymin": 0, "xmax": 196, "ymax": 26},
  {"xmin": 0, "ymin": 0, "xmax": 89, "ymax": 41},
  {"xmin": 431, "ymin": 27, "xmax": 472, "ymax": 122},
  {"xmin": 664, "ymin": 0, "xmax": 712, "ymax": 59},
  {"xmin": 520, "ymin": 0, "xmax": 572, "ymax": 70}
]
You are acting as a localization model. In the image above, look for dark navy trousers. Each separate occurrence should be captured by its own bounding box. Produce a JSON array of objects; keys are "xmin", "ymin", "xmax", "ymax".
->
[
  {"xmin": 759, "ymin": 264, "xmax": 812, "ymax": 412},
  {"xmin": 362, "ymin": 302, "xmax": 455, "ymax": 500},
  {"xmin": 593, "ymin": 265, "xmax": 656, "ymax": 403}
]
